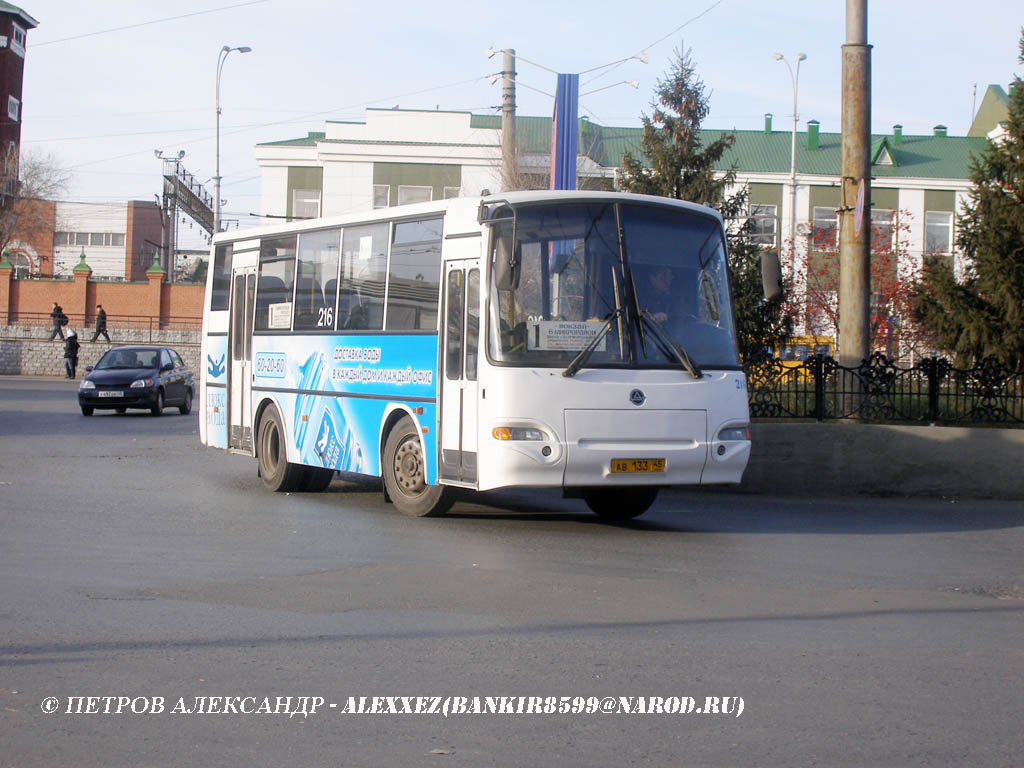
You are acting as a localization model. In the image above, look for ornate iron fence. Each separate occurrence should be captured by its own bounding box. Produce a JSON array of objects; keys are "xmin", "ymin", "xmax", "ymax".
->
[{"xmin": 745, "ymin": 353, "xmax": 1024, "ymax": 425}]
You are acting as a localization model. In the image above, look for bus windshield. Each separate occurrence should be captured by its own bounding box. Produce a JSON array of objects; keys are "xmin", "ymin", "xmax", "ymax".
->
[{"xmin": 488, "ymin": 201, "xmax": 739, "ymax": 370}]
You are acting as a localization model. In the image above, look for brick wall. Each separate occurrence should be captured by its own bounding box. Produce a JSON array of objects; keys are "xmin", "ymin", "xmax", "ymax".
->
[{"xmin": 0, "ymin": 259, "xmax": 204, "ymax": 327}]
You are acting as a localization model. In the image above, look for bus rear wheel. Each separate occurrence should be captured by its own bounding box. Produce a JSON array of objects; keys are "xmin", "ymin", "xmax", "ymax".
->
[
  {"xmin": 257, "ymin": 405, "xmax": 305, "ymax": 493},
  {"xmin": 583, "ymin": 487, "xmax": 659, "ymax": 521},
  {"xmin": 383, "ymin": 416, "xmax": 454, "ymax": 517}
]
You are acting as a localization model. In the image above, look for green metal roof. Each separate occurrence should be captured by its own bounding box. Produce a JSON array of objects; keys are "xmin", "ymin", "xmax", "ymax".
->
[
  {"xmin": 263, "ymin": 115, "xmax": 990, "ymax": 181},
  {"xmin": 259, "ymin": 132, "xmax": 325, "ymax": 148}
]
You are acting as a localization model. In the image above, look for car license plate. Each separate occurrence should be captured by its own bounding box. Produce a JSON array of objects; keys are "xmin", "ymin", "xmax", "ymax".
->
[
  {"xmin": 610, "ymin": 458, "xmax": 665, "ymax": 473},
  {"xmin": 98, "ymin": 391, "xmax": 123, "ymax": 398}
]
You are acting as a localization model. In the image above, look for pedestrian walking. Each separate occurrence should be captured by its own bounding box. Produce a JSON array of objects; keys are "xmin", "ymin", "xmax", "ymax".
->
[
  {"xmin": 90, "ymin": 304, "xmax": 111, "ymax": 342},
  {"xmin": 63, "ymin": 330, "xmax": 80, "ymax": 378},
  {"xmin": 49, "ymin": 301, "xmax": 67, "ymax": 341}
]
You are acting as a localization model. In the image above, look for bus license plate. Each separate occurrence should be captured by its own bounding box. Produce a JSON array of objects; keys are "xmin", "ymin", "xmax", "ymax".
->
[
  {"xmin": 98, "ymin": 391, "xmax": 123, "ymax": 398},
  {"xmin": 610, "ymin": 458, "xmax": 665, "ymax": 473}
]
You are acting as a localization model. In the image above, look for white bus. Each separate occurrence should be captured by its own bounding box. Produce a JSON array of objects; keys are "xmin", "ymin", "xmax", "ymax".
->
[{"xmin": 199, "ymin": 191, "xmax": 757, "ymax": 519}]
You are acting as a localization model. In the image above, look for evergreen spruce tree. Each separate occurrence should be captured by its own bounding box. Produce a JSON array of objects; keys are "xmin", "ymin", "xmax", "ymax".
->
[
  {"xmin": 619, "ymin": 47, "xmax": 791, "ymax": 360},
  {"xmin": 914, "ymin": 31, "xmax": 1024, "ymax": 368}
]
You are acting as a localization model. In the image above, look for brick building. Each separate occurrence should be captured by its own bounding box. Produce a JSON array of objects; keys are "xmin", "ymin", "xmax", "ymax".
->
[
  {"xmin": 0, "ymin": 1, "xmax": 36, "ymax": 203},
  {"xmin": 6, "ymin": 199, "xmax": 164, "ymax": 280}
]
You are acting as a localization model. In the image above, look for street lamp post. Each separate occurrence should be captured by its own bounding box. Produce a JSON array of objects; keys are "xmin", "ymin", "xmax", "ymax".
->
[
  {"xmin": 773, "ymin": 51, "xmax": 806, "ymax": 270},
  {"xmin": 215, "ymin": 45, "xmax": 251, "ymax": 234}
]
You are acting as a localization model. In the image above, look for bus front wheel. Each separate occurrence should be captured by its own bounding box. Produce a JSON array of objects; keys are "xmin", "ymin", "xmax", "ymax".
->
[
  {"xmin": 583, "ymin": 487, "xmax": 659, "ymax": 521},
  {"xmin": 257, "ymin": 405, "xmax": 306, "ymax": 493},
  {"xmin": 383, "ymin": 416, "xmax": 454, "ymax": 517}
]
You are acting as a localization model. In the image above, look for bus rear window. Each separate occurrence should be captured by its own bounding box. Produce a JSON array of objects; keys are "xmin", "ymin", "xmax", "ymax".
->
[{"xmin": 210, "ymin": 244, "xmax": 232, "ymax": 311}]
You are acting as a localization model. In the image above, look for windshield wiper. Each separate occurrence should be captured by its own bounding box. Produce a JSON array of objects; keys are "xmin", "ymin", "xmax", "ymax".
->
[
  {"xmin": 562, "ymin": 306, "xmax": 625, "ymax": 378},
  {"xmin": 638, "ymin": 309, "xmax": 703, "ymax": 379}
]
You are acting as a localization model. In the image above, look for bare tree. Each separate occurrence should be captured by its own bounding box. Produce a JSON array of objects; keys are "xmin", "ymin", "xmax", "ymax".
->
[{"xmin": 0, "ymin": 147, "xmax": 72, "ymax": 261}]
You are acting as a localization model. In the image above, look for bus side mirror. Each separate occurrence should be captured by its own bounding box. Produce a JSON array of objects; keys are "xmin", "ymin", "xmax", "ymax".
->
[
  {"xmin": 761, "ymin": 251, "xmax": 783, "ymax": 302},
  {"xmin": 493, "ymin": 233, "xmax": 519, "ymax": 290}
]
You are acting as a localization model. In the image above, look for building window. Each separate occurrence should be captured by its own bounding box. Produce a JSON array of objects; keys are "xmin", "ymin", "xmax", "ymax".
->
[
  {"xmin": 74, "ymin": 233, "xmax": 90, "ymax": 246},
  {"xmin": 443, "ymin": 186, "xmax": 461, "ymax": 200},
  {"xmin": 812, "ymin": 206, "xmax": 838, "ymax": 250},
  {"xmin": 372, "ymin": 185, "xmax": 389, "ymax": 209},
  {"xmin": 871, "ymin": 208, "xmax": 895, "ymax": 251},
  {"xmin": 291, "ymin": 189, "xmax": 320, "ymax": 220},
  {"xmin": 925, "ymin": 211, "xmax": 953, "ymax": 254},
  {"xmin": 11, "ymin": 23, "xmax": 25, "ymax": 57},
  {"xmin": 749, "ymin": 204, "xmax": 777, "ymax": 247},
  {"xmin": 7, "ymin": 96, "xmax": 19, "ymax": 122},
  {"xmin": 397, "ymin": 185, "xmax": 432, "ymax": 206},
  {"xmin": 54, "ymin": 232, "xmax": 72, "ymax": 246}
]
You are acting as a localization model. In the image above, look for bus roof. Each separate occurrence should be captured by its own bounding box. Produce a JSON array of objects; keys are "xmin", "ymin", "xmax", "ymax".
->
[{"xmin": 211, "ymin": 190, "xmax": 723, "ymax": 248}]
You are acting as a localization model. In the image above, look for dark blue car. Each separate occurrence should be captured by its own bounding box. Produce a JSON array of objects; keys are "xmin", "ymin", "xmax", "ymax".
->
[{"xmin": 78, "ymin": 345, "xmax": 194, "ymax": 417}]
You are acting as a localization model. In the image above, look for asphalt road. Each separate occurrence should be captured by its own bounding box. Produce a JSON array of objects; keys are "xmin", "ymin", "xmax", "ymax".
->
[{"xmin": 1, "ymin": 375, "xmax": 1022, "ymax": 767}]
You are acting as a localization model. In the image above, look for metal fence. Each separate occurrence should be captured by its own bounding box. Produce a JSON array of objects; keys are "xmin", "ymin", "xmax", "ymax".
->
[{"xmin": 745, "ymin": 352, "xmax": 1024, "ymax": 426}]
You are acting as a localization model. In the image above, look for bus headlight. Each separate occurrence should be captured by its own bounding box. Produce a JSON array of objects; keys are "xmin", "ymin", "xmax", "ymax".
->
[
  {"xmin": 492, "ymin": 426, "xmax": 546, "ymax": 441},
  {"xmin": 717, "ymin": 426, "xmax": 750, "ymax": 441}
]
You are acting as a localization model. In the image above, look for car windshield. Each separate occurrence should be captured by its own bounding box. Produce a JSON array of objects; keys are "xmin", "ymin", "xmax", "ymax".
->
[
  {"xmin": 95, "ymin": 349, "xmax": 160, "ymax": 370},
  {"xmin": 487, "ymin": 201, "xmax": 739, "ymax": 370}
]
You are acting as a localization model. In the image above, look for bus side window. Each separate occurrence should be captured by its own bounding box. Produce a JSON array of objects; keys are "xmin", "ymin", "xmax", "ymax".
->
[
  {"xmin": 294, "ymin": 228, "xmax": 341, "ymax": 331},
  {"xmin": 341, "ymin": 224, "xmax": 388, "ymax": 330}
]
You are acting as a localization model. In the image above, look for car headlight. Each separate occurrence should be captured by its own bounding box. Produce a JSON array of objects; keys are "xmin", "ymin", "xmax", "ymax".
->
[
  {"xmin": 79, "ymin": 380, "xmax": 95, "ymax": 390},
  {"xmin": 130, "ymin": 378, "xmax": 154, "ymax": 388}
]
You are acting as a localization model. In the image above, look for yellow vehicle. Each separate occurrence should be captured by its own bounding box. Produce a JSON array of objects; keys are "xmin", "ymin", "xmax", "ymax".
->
[{"xmin": 776, "ymin": 336, "xmax": 834, "ymax": 380}]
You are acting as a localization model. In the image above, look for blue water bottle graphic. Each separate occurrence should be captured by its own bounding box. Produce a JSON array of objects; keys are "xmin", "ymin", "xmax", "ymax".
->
[{"xmin": 294, "ymin": 352, "xmax": 324, "ymax": 453}]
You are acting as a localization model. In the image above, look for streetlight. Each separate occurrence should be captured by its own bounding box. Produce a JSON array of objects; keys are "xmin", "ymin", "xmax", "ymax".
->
[
  {"xmin": 215, "ymin": 45, "xmax": 251, "ymax": 234},
  {"xmin": 773, "ymin": 51, "xmax": 806, "ymax": 270}
]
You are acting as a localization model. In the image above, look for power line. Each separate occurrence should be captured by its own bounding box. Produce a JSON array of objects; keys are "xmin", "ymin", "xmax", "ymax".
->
[{"xmin": 33, "ymin": 0, "xmax": 270, "ymax": 47}]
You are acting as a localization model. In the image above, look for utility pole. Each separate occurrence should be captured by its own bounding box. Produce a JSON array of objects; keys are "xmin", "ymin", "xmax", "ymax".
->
[
  {"xmin": 839, "ymin": 0, "xmax": 871, "ymax": 371},
  {"xmin": 501, "ymin": 49, "xmax": 517, "ymax": 191}
]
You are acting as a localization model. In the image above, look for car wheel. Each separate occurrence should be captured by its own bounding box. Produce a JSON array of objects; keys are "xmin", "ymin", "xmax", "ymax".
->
[
  {"xmin": 81, "ymin": 405, "xmax": 94, "ymax": 416},
  {"xmin": 257, "ymin": 405, "xmax": 305, "ymax": 493},
  {"xmin": 179, "ymin": 388, "xmax": 193, "ymax": 415},
  {"xmin": 151, "ymin": 390, "xmax": 164, "ymax": 417},
  {"xmin": 382, "ymin": 415, "xmax": 454, "ymax": 517},
  {"xmin": 582, "ymin": 487, "xmax": 659, "ymax": 521}
]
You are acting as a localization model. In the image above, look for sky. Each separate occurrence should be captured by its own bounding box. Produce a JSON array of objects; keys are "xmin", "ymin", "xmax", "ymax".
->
[{"xmin": 18, "ymin": 0, "xmax": 1024, "ymax": 249}]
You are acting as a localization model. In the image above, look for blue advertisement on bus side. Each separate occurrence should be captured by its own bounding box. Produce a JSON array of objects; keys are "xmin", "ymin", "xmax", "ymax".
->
[
  {"xmin": 204, "ymin": 335, "xmax": 229, "ymax": 450},
  {"xmin": 252, "ymin": 335, "xmax": 438, "ymax": 482}
]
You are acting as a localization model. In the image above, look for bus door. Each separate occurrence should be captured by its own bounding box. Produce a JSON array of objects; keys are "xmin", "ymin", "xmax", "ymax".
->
[
  {"xmin": 439, "ymin": 257, "xmax": 481, "ymax": 485},
  {"xmin": 228, "ymin": 263, "xmax": 257, "ymax": 453}
]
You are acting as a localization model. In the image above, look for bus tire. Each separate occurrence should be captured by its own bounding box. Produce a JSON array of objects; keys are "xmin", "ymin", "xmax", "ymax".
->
[
  {"xmin": 298, "ymin": 466, "xmax": 335, "ymax": 492},
  {"xmin": 383, "ymin": 416, "xmax": 454, "ymax": 517},
  {"xmin": 583, "ymin": 486, "xmax": 659, "ymax": 521},
  {"xmin": 257, "ymin": 405, "xmax": 305, "ymax": 493}
]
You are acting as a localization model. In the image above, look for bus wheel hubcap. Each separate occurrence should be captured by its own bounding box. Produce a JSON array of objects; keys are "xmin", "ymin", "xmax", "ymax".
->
[{"xmin": 394, "ymin": 438, "xmax": 424, "ymax": 495}]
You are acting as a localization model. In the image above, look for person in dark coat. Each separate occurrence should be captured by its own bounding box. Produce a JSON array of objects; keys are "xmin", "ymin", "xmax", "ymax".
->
[
  {"xmin": 49, "ymin": 301, "xmax": 66, "ymax": 341},
  {"xmin": 90, "ymin": 304, "xmax": 110, "ymax": 342},
  {"xmin": 63, "ymin": 330, "xmax": 80, "ymax": 378}
]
